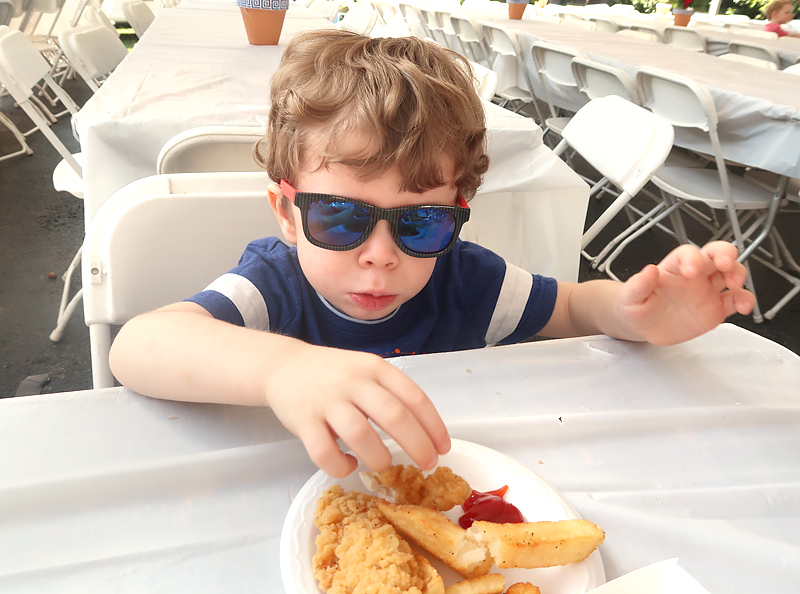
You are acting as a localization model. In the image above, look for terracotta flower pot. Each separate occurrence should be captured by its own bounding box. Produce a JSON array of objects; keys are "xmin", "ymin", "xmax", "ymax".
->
[
  {"xmin": 238, "ymin": 0, "xmax": 289, "ymax": 45},
  {"xmin": 672, "ymin": 8, "xmax": 694, "ymax": 27},
  {"xmin": 508, "ymin": 1, "xmax": 527, "ymax": 20}
]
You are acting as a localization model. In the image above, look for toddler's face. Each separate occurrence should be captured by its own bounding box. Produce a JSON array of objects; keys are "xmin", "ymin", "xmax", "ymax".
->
[
  {"xmin": 283, "ymin": 164, "xmax": 460, "ymax": 321},
  {"xmin": 776, "ymin": 4, "xmax": 794, "ymax": 22}
]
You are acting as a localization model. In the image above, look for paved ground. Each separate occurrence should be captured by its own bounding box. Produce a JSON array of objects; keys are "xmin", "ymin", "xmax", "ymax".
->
[{"xmin": 1, "ymin": 76, "xmax": 799, "ymax": 398}]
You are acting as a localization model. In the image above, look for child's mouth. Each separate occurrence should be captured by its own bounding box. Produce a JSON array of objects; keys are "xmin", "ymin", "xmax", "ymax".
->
[{"xmin": 349, "ymin": 293, "xmax": 398, "ymax": 312}]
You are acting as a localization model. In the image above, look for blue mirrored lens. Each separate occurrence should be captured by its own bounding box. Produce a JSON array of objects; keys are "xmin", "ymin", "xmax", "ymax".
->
[
  {"xmin": 307, "ymin": 199, "xmax": 370, "ymax": 246},
  {"xmin": 398, "ymin": 208, "xmax": 457, "ymax": 253}
]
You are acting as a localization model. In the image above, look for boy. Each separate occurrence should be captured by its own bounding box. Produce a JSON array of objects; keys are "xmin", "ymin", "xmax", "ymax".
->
[
  {"xmin": 764, "ymin": 0, "xmax": 800, "ymax": 37},
  {"xmin": 110, "ymin": 30, "xmax": 755, "ymax": 479}
]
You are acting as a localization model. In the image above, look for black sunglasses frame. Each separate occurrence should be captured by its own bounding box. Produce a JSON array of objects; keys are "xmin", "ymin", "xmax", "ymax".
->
[{"xmin": 280, "ymin": 180, "xmax": 470, "ymax": 258}]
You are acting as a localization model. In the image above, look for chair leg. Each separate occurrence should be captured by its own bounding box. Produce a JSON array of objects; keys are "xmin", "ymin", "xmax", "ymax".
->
[
  {"xmin": 0, "ymin": 113, "xmax": 34, "ymax": 161},
  {"xmin": 90, "ymin": 324, "xmax": 115, "ymax": 388},
  {"xmin": 50, "ymin": 246, "xmax": 83, "ymax": 342}
]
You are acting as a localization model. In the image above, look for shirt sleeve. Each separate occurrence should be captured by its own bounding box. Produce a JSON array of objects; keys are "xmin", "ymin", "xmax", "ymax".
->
[{"xmin": 185, "ymin": 237, "xmax": 303, "ymax": 331}]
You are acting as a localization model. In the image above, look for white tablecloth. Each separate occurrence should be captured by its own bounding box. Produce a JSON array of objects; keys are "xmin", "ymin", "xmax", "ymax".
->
[
  {"xmin": 72, "ymin": 0, "xmax": 589, "ymax": 282},
  {"xmin": 1, "ymin": 324, "xmax": 798, "ymax": 593},
  {"xmin": 468, "ymin": 15, "xmax": 800, "ymax": 178}
]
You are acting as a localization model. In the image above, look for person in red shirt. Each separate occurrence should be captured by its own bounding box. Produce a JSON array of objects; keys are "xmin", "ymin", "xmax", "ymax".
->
[{"xmin": 764, "ymin": 0, "xmax": 800, "ymax": 37}]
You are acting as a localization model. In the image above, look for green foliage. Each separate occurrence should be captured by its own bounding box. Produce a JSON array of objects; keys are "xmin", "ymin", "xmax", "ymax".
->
[{"xmin": 717, "ymin": 0, "xmax": 770, "ymax": 18}]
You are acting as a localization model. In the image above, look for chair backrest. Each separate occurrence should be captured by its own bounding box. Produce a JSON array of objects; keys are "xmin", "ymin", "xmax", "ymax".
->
[
  {"xmin": 121, "ymin": 0, "xmax": 155, "ymax": 37},
  {"xmin": 719, "ymin": 52, "xmax": 778, "ymax": 68},
  {"xmin": 560, "ymin": 94, "xmax": 674, "ymax": 211},
  {"xmin": 531, "ymin": 40, "xmax": 585, "ymax": 117},
  {"xmin": 156, "ymin": 126, "xmax": 268, "ymax": 174},
  {"xmin": 630, "ymin": 24, "xmax": 663, "ymax": 42},
  {"xmin": 84, "ymin": 5, "xmax": 119, "ymax": 34},
  {"xmin": 571, "ymin": 55, "xmax": 640, "ymax": 104},
  {"xmin": 481, "ymin": 21, "xmax": 520, "ymax": 57},
  {"xmin": 616, "ymin": 28, "xmax": 659, "ymax": 42},
  {"xmin": 560, "ymin": 18, "xmax": 597, "ymax": 31},
  {"xmin": 0, "ymin": 0, "xmax": 14, "ymax": 25},
  {"xmin": 663, "ymin": 25, "xmax": 706, "ymax": 52},
  {"xmin": 397, "ymin": 1, "xmax": 429, "ymax": 38},
  {"xmin": 636, "ymin": 65, "xmax": 718, "ymax": 133},
  {"xmin": 470, "ymin": 60, "xmax": 497, "ymax": 101},
  {"xmin": 728, "ymin": 40, "xmax": 780, "ymax": 65},
  {"xmin": 58, "ymin": 24, "xmax": 128, "ymax": 91},
  {"xmin": 309, "ymin": 0, "xmax": 339, "ymax": 21},
  {"xmin": 338, "ymin": 4, "xmax": 378, "ymax": 35},
  {"xmin": 82, "ymin": 172, "xmax": 283, "ymax": 387},
  {"xmin": 449, "ymin": 13, "xmax": 482, "ymax": 43},
  {"xmin": 587, "ymin": 16, "xmax": 618, "ymax": 33},
  {"xmin": 735, "ymin": 27, "xmax": 779, "ymax": 39}
]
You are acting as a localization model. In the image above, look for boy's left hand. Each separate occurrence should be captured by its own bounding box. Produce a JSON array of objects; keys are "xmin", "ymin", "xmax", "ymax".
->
[{"xmin": 617, "ymin": 241, "xmax": 756, "ymax": 346}]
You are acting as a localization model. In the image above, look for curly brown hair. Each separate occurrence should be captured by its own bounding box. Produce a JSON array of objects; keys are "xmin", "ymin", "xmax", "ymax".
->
[{"xmin": 255, "ymin": 30, "xmax": 489, "ymax": 200}]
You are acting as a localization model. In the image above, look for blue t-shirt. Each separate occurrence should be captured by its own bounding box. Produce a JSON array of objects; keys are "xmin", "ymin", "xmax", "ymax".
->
[{"xmin": 187, "ymin": 237, "xmax": 557, "ymax": 357}]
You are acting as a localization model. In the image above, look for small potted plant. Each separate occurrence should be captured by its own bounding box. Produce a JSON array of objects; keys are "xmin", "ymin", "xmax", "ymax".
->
[{"xmin": 672, "ymin": 0, "xmax": 695, "ymax": 26}]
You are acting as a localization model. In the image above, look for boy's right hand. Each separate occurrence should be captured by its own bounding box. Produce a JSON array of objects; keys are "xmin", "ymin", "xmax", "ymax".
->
[{"xmin": 263, "ymin": 341, "xmax": 451, "ymax": 478}]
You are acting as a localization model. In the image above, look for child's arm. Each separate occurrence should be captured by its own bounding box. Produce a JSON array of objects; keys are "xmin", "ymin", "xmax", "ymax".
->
[
  {"xmin": 539, "ymin": 241, "xmax": 755, "ymax": 345},
  {"xmin": 109, "ymin": 302, "xmax": 450, "ymax": 478}
]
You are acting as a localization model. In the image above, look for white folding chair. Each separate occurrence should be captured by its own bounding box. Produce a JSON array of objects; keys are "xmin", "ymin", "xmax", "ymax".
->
[
  {"xmin": 84, "ymin": 5, "xmax": 120, "ymax": 34},
  {"xmin": 58, "ymin": 23, "xmax": 128, "ymax": 92},
  {"xmin": 616, "ymin": 28, "xmax": 660, "ymax": 42},
  {"xmin": 620, "ymin": 66, "xmax": 800, "ymax": 321},
  {"xmin": 338, "ymin": 4, "xmax": 378, "ymax": 35},
  {"xmin": 434, "ymin": 8, "xmax": 460, "ymax": 51},
  {"xmin": 0, "ymin": 26, "xmax": 87, "ymax": 341},
  {"xmin": 397, "ymin": 1, "xmax": 428, "ymax": 39},
  {"xmin": 586, "ymin": 16, "xmax": 618, "ymax": 33},
  {"xmin": 481, "ymin": 22, "xmax": 545, "ymax": 122},
  {"xmin": 121, "ymin": 0, "xmax": 154, "ymax": 37},
  {"xmin": 449, "ymin": 13, "xmax": 490, "ymax": 66},
  {"xmin": 734, "ymin": 28, "xmax": 779, "ymax": 40},
  {"xmin": 0, "ymin": 0, "xmax": 14, "ymax": 24},
  {"xmin": 469, "ymin": 59, "xmax": 497, "ymax": 101},
  {"xmin": 726, "ymin": 40, "xmax": 780, "ymax": 66},
  {"xmin": 663, "ymin": 25, "xmax": 707, "ymax": 52},
  {"xmin": 156, "ymin": 126, "xmax": 267, "ymax": 174},
  {"xmin": 718, "ymin": 52, "xmax": 778, "ymax": 69},
  {"xmin": 551, "ymin": 95, "xmax": 674, "ymax": 275},
  {"xmin": 309, "ymin": 0, "xmax": 340, "ymax": 21},
  {"xmin": 560, "ymin": 18, "xmax": 596, "ymax": 31},
  {"xmin": 82, "ymin": 172, "xmax": 284, "ymax": 388},
  {"xmin": 630, "ymin": 24, "xmax": 663, "ymax": 42},
  {"xmin": 530, "ymin": 41, "xmax": 586, "ymax": 136},
  {"xmin": 418, "ymin": 5, "xmax": 445, "ymax": 44}
]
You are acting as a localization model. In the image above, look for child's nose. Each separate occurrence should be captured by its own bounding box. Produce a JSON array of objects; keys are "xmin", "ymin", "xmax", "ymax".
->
[{"xmin": 358, "ymin": 220, "xmax": 400, "ymax": 267}]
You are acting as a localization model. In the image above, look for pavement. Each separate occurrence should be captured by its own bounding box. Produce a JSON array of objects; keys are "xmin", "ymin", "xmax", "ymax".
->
[{"xmin": 1, "ymin": 75, "xmax": 799, "ymax": 398}]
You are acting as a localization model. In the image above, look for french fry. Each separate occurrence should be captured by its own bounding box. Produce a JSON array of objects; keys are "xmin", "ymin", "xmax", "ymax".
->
[
  {"xmin": 505, "ymin": 583, "xmax": 540, "ymax": 594},
  {"xmin": 414, "ymin": 550, "xmax": 445, "ymax": 594},
  {"xmin": 377, "ymin": 500, "xmax": 494, "ymax": 579},
  {"xmin": 466, "ymin": 519, "xmax": 605, "ymax": 569},
  {"xmin": 445, "ymin": 574, "xmax": 505, "ymax": 594}
]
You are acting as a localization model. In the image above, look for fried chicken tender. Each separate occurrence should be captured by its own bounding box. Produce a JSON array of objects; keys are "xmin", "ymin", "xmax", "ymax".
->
[
  {"xmin": 313, "ymin": 485, "xmax": 444, "ymax": 594},
  {"xmin": 361, "ymin": 465, "xmax": 472, "ymax": 511}
]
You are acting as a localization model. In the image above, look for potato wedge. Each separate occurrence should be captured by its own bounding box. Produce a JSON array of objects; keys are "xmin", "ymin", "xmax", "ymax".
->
[
  {"xmin": 466, "ymin": 519, "xmax": 604, "ymax": 569},
  {"xmin": 415, "ymin": 550, "xmax": 445, "ymax": 594},
  {"xmin": 445, "ymin": 574, "xmax": 505, "ymax": 594},
  {"xmin": 505, "ymin": 583, "xmax": 540, "ymax": 594},
  {"xmin": 377, "ymin": 501, "xmax": 494, "ymax": 578}
]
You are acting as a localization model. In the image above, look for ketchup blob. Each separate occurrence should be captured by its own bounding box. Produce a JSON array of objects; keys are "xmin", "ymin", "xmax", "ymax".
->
[{"xmin": 458, "ymin": 485, "xmax": 525, "ymax": 529}]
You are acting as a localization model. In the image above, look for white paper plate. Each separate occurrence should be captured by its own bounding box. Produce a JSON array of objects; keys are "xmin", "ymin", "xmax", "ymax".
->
[{"xmin": 280, "ymin": 439, "xmax": 605, "ymax": 594}]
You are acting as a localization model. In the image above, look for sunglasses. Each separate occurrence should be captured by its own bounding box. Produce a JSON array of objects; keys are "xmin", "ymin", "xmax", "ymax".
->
[{"xmin": 280, "ymin": 180, "xmax": 470, "ymax": 258}]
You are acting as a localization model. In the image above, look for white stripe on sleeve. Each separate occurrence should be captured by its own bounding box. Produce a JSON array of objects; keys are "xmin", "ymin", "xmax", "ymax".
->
[
  {"xmin": 484, "ymin": 263, "xmax": 533, "ymax": 345},
  {"xmin": 202, "ymin": 273, "xmax": 270, "ymax": 331}
]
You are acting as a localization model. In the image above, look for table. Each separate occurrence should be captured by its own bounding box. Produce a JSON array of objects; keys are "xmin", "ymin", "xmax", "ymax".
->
[
  {"xmin": 72, "ymin": 0, "xmax": 590, "ymax": 282},
  {"xmin": 471, "ymin": 15, "xmax": 800, "ymax": 178},
  {"xmin": 1, "ymin": 323, "xmax": 798, "ymax": 592}
]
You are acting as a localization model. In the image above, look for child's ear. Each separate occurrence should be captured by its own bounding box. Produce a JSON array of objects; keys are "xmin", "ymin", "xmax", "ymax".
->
[{"xmin": 267, "ymin": 182, "xmax": 298, "ymax": 245}]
